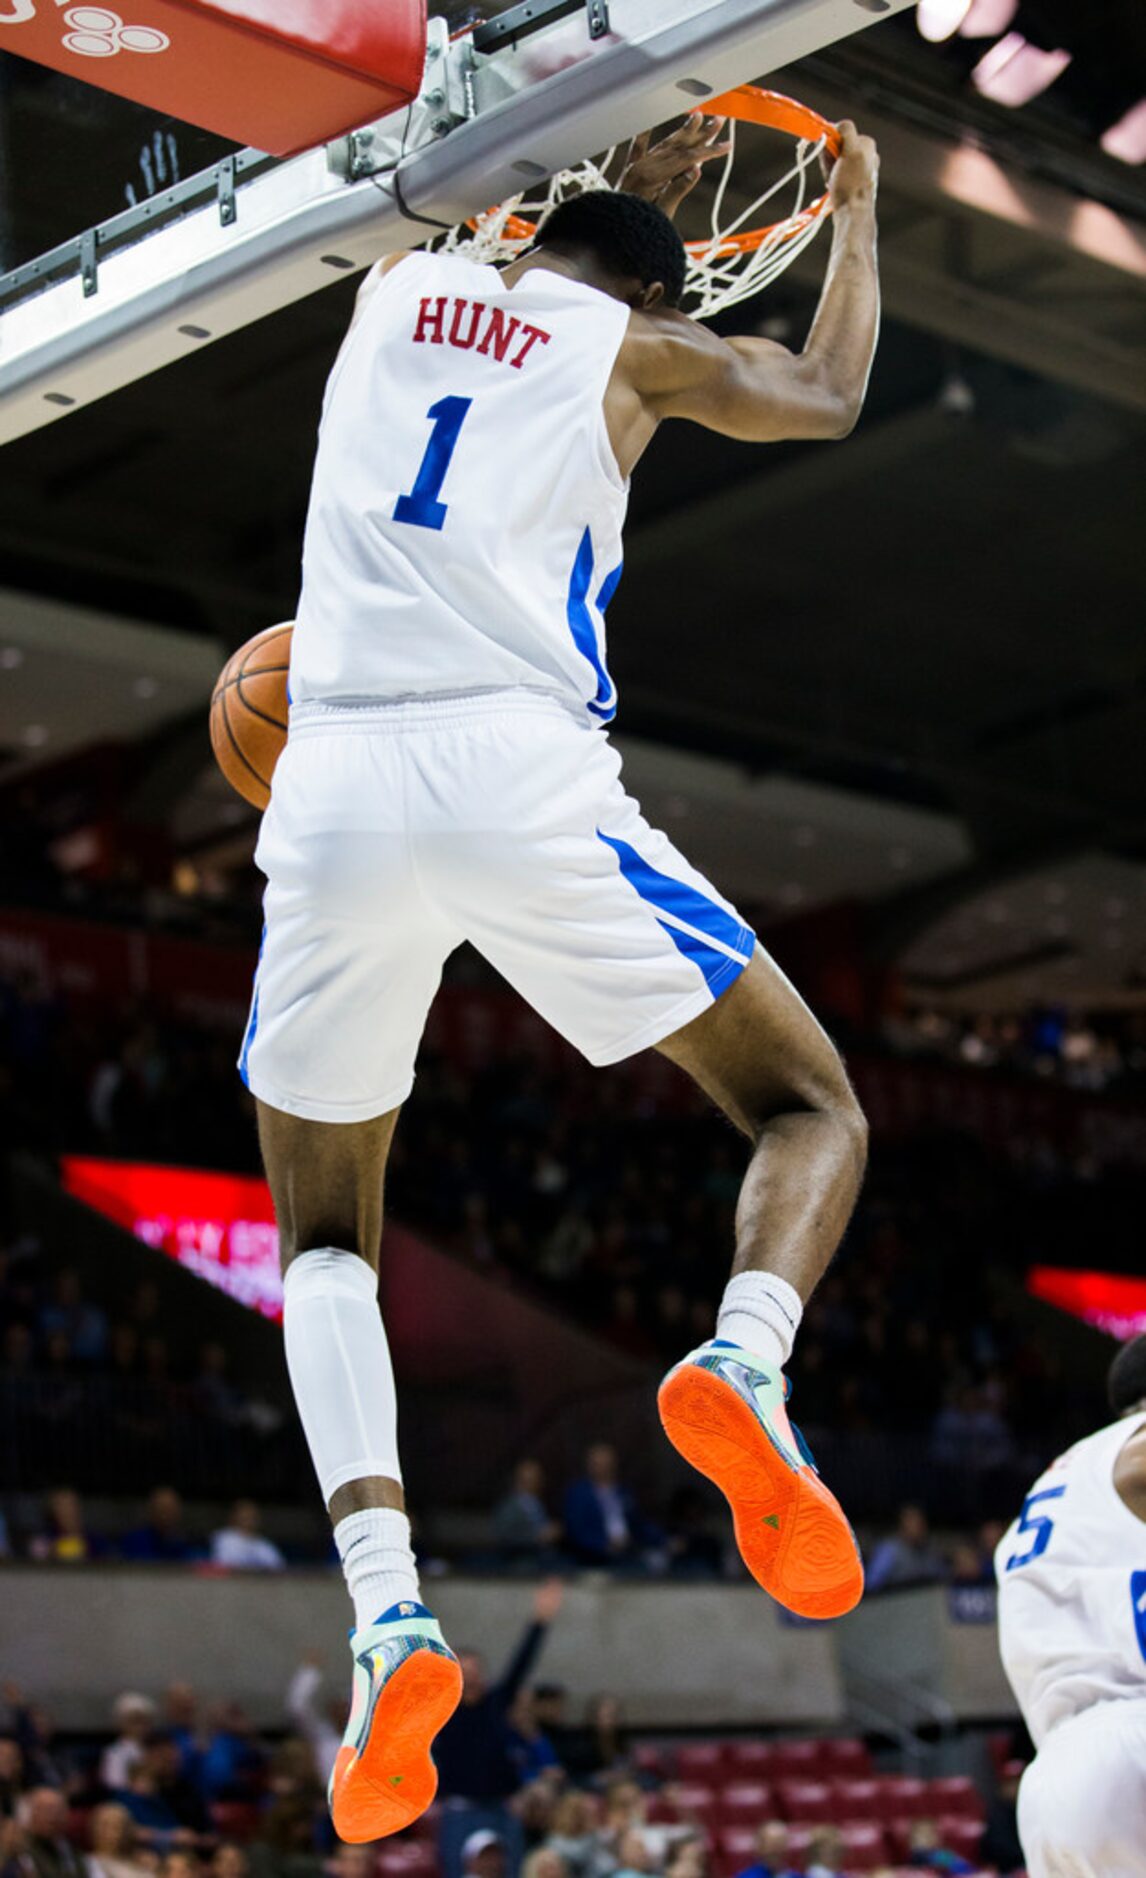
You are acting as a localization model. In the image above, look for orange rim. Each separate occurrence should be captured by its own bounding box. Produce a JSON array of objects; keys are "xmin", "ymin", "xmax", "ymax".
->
[{"xmin": 467, "ymin": 88, "xmax": 839, "ymax": 260}]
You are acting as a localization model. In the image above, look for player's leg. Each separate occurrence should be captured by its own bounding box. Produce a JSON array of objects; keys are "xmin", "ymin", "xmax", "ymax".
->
[
  {"xmin": 239, "ymin": 721, "xmax": 464, "ymax": 1841},
  {"xmin": 258, "ymin": 1100, "xmax": 463, "ymax": 1843},
  {"xmin": 656, "ymin": 947, "xmax": 866, "ymax": 1327},
  {"xmin": 652, "ymin": 950, "xmax": 867, "ymax": 1619},
  {"xmin": 439, "ymin": 708, "xmax": 865, "ymax": 1616}
]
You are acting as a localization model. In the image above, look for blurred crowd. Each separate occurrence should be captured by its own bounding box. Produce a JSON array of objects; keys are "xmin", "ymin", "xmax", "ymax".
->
[
  {"xmin": 0, "ymin": 1586, "xmax": 1027, "ymax": 1878},
  {"xmin": 880, "ymin": 1003, "xmax": 1146, "ymax": 1096}
]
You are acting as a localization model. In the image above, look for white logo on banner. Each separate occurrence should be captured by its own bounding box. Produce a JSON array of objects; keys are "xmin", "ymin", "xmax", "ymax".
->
[
  {"xmin": 62, "ymin": 6, "xmax": 169, "ymax": 55},
  {"xmin": 0, "ymin": 1, "xmax": 169, "ymax": 52}
]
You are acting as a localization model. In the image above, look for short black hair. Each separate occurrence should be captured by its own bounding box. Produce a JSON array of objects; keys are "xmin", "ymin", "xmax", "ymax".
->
[
  {"xmin": 536, "ymin": 189, "xmax": 687, "ymax": 307},
  {"xmin": 1108, "ymin": 1334, "xmax": 1146, "ymax": 1415}
]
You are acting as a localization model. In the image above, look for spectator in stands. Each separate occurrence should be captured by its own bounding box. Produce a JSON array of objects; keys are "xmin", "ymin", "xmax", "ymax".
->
[
  {"xmin": 162, "ymin": 1688, "xmax": 204, "ymax": 1793},
  {"xmin": 100, "ymin": 1698, "xmax": 156, "ymax": 1794},
  {"xmin": 38, "ymin": 1271, "xmax": 108, "ymax": 1368},
  {"xmin": 0, "ymin": 1742, "xmax": 26, "ymax": 1822},
  {"xmin": 866, "ymin": 1505, "xmax": 947, "ymax": 1592},
  {"xmin": 29, "ymin": 1491, "xmax": 105, "ymax": 1565},
  {"xmin": 506, "ymin": 1694, "xmax": 559, "ymax": 1787},
  {"xmin": 284, "ymin": 1658, "xmax": 340, "ymax": 1793},
  {"xmin": 491, "ymin": 1462, "xmax": 562, "ymax": 1571},
  {"xmin": 463, "ymin": 1835, "xmax": 507, "ymax": 1878},
  {"xmin": 436, "ymin": 1582, "xmax": 564, "ymax": 1878},
  {"xmin": 610, "ymin": 1831, "xmax": 653, "ymax": 1878},
  {"xmin": 663, "ymin": 1489, "xmax": 723, "ymax": 1580},
  {"xmin": 85, "ymin": 1803, "xmax": 153, "ymax": 1878},
  {"xmin": 141, "ymin": 1741, "xmax": 210, "ymax": 1840},
  {"xmin": 522, "ymin": 1852, "xmax": 567, "ymax": 1878},
  {"xmin": 542, "ymin": 1793, "xmax": 598, "ymax": 1878},
  {"xmin": 115, "ymin": 1750, "xmax": 204, "ymax": 1855},
  {"xmin": 209, "ymin": 1503, "xmax": 284, "ymax": 1572},
  {"xmin": 562, "ymin": 1446, "xmax": 659, "ymax": 1571},
  {"xmin": 121, "ymin": 1490, "xmax": 195, "ymax": 1565},
  {"xmin": 549, "ymin": 1695, "xmax": 626, "ymax": 1785},
  {"xmin": 212, "ymin": 1850, "xmax": 247, "ymax": 1878},
  {"xmin": 803, "ymin": 1829, "xmax": 845, "ymax": 1878},
  {"xmin": 160, "ymin": 1855, "xmax": 201, "ymax": 1878},
  {"xmin": 200, "ymin": 1707, "xmax": 265, "ymax": 1805},
  {"xmin": 664, "ymin": 1839, "xmax": 708, "ymax": 1878},
  {"xmin": 905, "ymin": 1822, "xmax": 975, "ymax": 1875},
  {"xmin": 7, "ymin": 1789, "xmax": 87, "ymax": 1878},
  {"xmin": 733, "ymin": 1824, "xmax": 795, "ymax": 1878}
]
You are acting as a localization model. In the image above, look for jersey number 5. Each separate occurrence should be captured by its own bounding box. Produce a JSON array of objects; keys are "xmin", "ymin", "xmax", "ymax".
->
[
  {"xmin": 1005, "ymin": 1484, "xmax": 1066, "ymax": 1572},
  {"xmin": 394, "ymin": 396, "xmax": 473, "ymax": 532}
]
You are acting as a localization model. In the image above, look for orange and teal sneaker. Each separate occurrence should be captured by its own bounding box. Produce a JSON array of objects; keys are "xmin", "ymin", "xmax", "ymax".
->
[
  {"xmin": 658, "ymin": 1339, "xmax": 864, "ymax": 1620},
  {"xmin": 329, "ymin": 1600, "xmax": 462, "ymax": 1843}
]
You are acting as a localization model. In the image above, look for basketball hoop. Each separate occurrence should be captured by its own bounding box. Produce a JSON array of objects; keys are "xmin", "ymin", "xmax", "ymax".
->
[{"xmin": 439, "ymin": 86, "xmax": 842, "ymax": 320}]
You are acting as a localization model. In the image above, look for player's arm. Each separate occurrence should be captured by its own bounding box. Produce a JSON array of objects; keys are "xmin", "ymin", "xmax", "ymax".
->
[
  {"xmin": 1113, "ymin": 1424, "xmax": 1146, "ymax": 1521},
  {"xmin": 638, "ymin": 122, "xmax": 879, "ymax": 442}
]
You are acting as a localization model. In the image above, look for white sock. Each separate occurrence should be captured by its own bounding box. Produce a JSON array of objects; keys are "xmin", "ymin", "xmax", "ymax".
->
[
  {"xmin": 335, "ymin": 1508, "xmax": 421, "ymax": 1632},
  {"xmin": 715, "ymin": 1270, "xmax": 803, "ymax": 1368},
  {"xmin": 283, "ymin": 1248, "xmax": 419, "ymax": 1623}
]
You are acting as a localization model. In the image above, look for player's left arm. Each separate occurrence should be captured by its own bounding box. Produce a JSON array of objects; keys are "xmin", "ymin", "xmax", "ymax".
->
[{"xmin": 1113, "ymin": 1424, "xmax": 1146, "ymax": 1521}]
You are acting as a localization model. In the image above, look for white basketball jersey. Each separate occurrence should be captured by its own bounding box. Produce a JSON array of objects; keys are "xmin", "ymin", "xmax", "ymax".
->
[
  {"xmin": 291, "ymin": 250, "xmax": 632, "ymax": 723},
  {"xmin": 995, "ymin": 1413, "xmax": 1146, "ymax": 1746}
]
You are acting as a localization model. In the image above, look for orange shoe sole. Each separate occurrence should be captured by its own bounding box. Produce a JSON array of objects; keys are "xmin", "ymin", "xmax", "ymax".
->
[
  {"xmin": 658, "ymin": 1361, "xmax": 864, "ymax": 1620},
  {"xmin": 330, "ymin": 1648, "xmax": 463, "ymax": 1843}
]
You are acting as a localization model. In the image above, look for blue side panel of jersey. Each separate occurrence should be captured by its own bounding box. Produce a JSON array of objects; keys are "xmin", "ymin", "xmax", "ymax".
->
[
  {"xmin": 1132, "ymin": 1569, "xmax": 1146, "ymax": 1663},
  {"xmin": 566, "ymin": 527, "xmax": 618, "ymax": 723}
]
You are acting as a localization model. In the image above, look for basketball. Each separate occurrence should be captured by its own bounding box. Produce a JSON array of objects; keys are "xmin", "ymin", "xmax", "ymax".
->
[{"xmin": 209, "ymin": 622, "xmax": 293, "ymax": 810}]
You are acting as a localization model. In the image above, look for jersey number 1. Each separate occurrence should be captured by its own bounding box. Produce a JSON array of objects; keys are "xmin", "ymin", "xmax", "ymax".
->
[{"xmin": 394, "ymin": 396, "xmax": 473, "ymax": 532}]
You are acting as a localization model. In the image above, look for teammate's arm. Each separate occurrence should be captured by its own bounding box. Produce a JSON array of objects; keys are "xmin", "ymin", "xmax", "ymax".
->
[
  {"xmin": 638, "ymin": 122, "xmax": 879, "ymax": 443},
  {"xmin": 1113, "ymin": 1424, "xmax": 1146, "ymax": 1521}
]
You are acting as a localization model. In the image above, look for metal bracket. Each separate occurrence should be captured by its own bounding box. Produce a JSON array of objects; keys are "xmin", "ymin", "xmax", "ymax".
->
[
  {"xmin": 473, "ymin": 0, "xmax": 610, "ymax": 54},
  {"xmin": 79, "ymin": 229, "xmax": 98, "ymax": 299},
  {"xmin": 217, "ymin": 156, "xmax": 237, "ymax": 227}
]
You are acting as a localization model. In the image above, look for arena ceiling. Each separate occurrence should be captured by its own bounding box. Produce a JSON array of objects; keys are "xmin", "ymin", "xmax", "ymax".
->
[{"xmin": 1, "ymin": 2, "xmax": 1144, "ymax": 1003}]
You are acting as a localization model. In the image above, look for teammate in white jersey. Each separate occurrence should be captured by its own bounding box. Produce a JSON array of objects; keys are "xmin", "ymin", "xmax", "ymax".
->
[
  {"xmin": 996, "ymin": 1334, "xmax": 1146, "ymax": 1877},
  {"xmin": 239, "ymin": 119, "xmax": 881, "ymax": 1841}
]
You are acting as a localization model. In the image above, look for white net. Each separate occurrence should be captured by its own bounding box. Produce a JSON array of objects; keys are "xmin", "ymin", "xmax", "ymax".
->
[{"xmin": 438, "ymin": 119, "xmax": 833, "ymax": 320}]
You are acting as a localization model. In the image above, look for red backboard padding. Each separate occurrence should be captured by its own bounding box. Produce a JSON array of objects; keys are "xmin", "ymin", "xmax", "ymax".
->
[{"xmin": 0, "ymin": 0, "xmax": 426, "ymax": 157}]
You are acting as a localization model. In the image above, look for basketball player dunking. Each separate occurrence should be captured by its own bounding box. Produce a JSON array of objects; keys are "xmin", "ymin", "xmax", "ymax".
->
[
  {"xmin": 996, "ymin": 1334, "xmax": 1146, "ymax": 1878},
  {"xmin": 238, "ymin": 117, "xmax": 880, "ymax": 1840}
]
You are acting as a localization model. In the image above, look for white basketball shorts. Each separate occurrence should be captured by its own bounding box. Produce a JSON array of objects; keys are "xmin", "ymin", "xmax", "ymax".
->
[
  {"xmin": 239, "ymin": 692, "xmax": 756, "ymax": 1123},
  {"xmin": 1018, "ymin": 1699, "xmax": 1146, "ymax": 1878}
]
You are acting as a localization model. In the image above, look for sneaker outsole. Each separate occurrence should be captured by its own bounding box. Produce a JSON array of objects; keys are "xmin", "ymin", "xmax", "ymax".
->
[
  {"xmin": 330, "ymin": 1646, "xmax": 463, "ymax": 1843},
  {"xmin": 658, "ymin": 1360, "xmax": 864, "ymax": 1620}
]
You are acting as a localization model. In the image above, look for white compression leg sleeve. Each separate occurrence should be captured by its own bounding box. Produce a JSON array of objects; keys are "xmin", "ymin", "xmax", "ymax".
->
[
  {"xmin": 283, "ymin": 1248, "xmax": 420, "ymax": 1629},
  {"xmin": 282, "ymin": 1247, "xmax": 403, "ymax": 1501}
]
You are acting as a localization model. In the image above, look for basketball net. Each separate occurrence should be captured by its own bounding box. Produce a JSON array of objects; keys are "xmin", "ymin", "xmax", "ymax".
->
[{"xmin": 438, "ymin": 89, "xmax": 840, "ymax": 321}]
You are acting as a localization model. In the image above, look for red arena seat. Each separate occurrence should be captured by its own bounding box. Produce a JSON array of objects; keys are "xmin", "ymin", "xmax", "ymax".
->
[
  {"xmin": 633, "ymin": 1742, "xmax": 667, "ymax": 1778},
  {"xmin": 783, "ymin": 1825, "xmax": 815, "ymax": 1867},
  {"xmin": 377, "ymin": 1847, "xmax": 437, "ymax": 1878},
  {"xmin": 939, "ymin": 1816, "xmax": 987, "ymax": 1857},
  {"xmin": 820, "ymin": 1736, "xmax": 873, "ymax": 1777},
  {"xmin": 831, "ymin": 1780, "xmax": 881, "ymax": 1821},
  {"xmin": 927, "ymin": 1777, "xmax": 985, "ymax": 1819},
  {"xmin": 771, "ymin": 1740, "xmax": 827, "ymax": 1778},
  {"xmin": 66, "ymin": 1811, "xmax": 92, "ymax": 1849},
  {"xmin": 717, "ymin": 1783, "xmax": 776, "ymax": 1826},
  {"xmin": 725, "ymin": 1741, "xmax": 777, "ymax": 1780},
  {"xmin": 839, "ymin": 1822, "xmax": 888, "ymax": 1871},
  {"xmin": 672, "ymin": 1784, "xmax": 722, "ymax": 1831},
  {"xmin": 875, "ymin": 1776, "xmax": 929, "ymax": 1819},
  {"xmin": 716, "ymin": 1830, "xmax": 757, "ymax": 1878},
  {"xmin": 677, "ymin": 1743, "xmax": 729, "ymax": 1781},
  {"xmin": 776, "ymin": 1780, "xmax": 834, "ymax": 1825}
]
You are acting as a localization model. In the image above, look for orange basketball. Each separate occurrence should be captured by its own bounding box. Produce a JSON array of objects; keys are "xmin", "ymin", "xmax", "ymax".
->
[{"xmin": 209, "ymin": 622, "xmax": 293, "ymax": 810}]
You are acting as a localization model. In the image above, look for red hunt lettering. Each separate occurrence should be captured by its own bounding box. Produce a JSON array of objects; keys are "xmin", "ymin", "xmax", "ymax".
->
[
  {"xmin": 412, "ymin": 296, "xmax": 447, "ymax": 345},
  {"xmin": 412, "ymin": 296, "xmax": 552, "ymax": 370}
]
